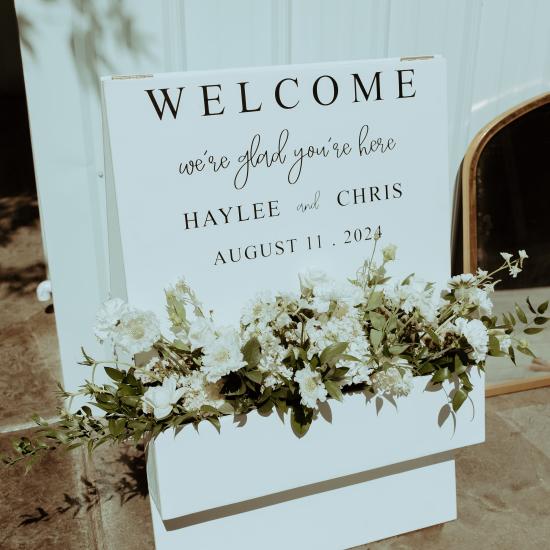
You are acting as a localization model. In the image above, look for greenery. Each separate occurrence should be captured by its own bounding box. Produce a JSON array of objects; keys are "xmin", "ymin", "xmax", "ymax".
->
[{"xmin": 3, "ymin": 244, "xmax": 547, "ymax": 470}]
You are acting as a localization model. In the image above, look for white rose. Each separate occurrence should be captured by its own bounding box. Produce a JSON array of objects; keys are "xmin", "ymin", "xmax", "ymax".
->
[
  {"xmin": 298, "ymin": 267, "xmax": 330, "ymax": 291},
  {"xmin": 142, "ymin": 377, "xmax": 185, "ymax": 419},
  {"xmin": 94, "ymin": 298, "xmax": 129, "ymax": 342},
  {"xmin": 187, "ymin": 316, "xmax": 216, "ymax": 350}
]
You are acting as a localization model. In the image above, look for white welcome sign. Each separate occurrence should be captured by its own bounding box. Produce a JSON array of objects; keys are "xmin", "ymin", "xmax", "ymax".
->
[
  {"xmin": 102, "ymin": 56, "xmax": 449, "ymax": 327},
  {"xmin": 101, "ymin": 58, "xmax": 479, "ymax": 550}
]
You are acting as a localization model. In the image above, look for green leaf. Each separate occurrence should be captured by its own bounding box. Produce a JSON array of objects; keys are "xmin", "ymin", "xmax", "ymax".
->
[
  {"xmin": 534, "ymin": 316, "xmax": 549, "ymax": 325},
  {"xmin": 320, "ymin": 342, "xmax": 348, "ymax": 366},
  {"xmin": 389, "ymin": 344, "xmax": 409, "ymax": 355},
  {"xmin": 515, "ymin": 304, "xmax": 528, "ymax": 324},
  {"xmin": 517, "ymin": 346, "xmax": 536, "ymax": 358},
  {"xmin": 526, "ymin": 297, "xmax": 537, "ymax": 315},
  {"xmin": 425, "ymin": 328, "xmax": 441, "ymax": 346},
  {"xmin": 524, "ymin": 327, "xmax": 544, "ymax": 334},
  {"xmin": 369, "ymin": 311, "xmax": 386, "ymax": 331},
  {"xmin": 453, "ymin": 355, "xmax": 468, "ymax": 375},
  {"xmin": 257, "ymin": 400, "xmax": 274, "ymax": 415},
  {"xmin": 418, "ymin": 362, "xmax": 435, "ymax": 375},
  {"xmin": 290, "ymin": 407, "xmax": 311, "ymax": 438},
  {"xmin": 104, "ymin": 367, "xmax": 125, "ymax": 382},
  {"xmin": 365, "ymin": 291, "xmax": 383, "ymax": 311},
  {"xmin": 488, "ymin": 335, "xmax": 505, "ymax": 357},
  {"xmin": 324, "ymin": 380, "xmax": 343, "ymax": 402},
  {"xmin": 206, "ymin": 416, "xmax": 221, "ymax": 433},
  {"xmin": 108, "ymin": 418, "xmax": 126, "ymax": 437},
  {"xmin": 452, "ymin": 388, "xmax": 468, "ymax": 412},
  {"xmin": 245, "ymin": 369, "xmax": 263, "ymax": 384},
  {"xmin": 538, "ymin": 300, "xmax": 549, "ymax": 314},
  {"xmin": 242, "ymin": 337, "xmax": 261, "ymax": 369},
  {"xmin": 370, "ymin": 329, "xmax": 383, "ymax": 349},
  {"xmin": 431, "ymin": 367, "xmax": 450, "ymax": 384}
]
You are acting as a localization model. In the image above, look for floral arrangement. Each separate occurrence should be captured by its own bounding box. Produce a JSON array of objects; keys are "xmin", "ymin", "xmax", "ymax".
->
[{"xmin": 4, "ymin": 244, "xmax": 548, "ymax": 468}]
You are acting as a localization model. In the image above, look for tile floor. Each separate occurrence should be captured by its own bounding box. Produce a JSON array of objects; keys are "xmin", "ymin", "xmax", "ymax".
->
[{"xmin": 2, "ymin": 203, "xmax": 550, "ymax": 549}]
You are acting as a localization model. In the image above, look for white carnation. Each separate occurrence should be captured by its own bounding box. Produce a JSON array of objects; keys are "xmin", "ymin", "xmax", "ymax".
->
[
  {"xmin": 294, "ymin": 366, "xmax": 327, "ymax": 408},
  {"xmin": 383, "ymin": 278, "xmax": 440, "ymax": 323},
  {"xmin": 345, "ymin": 360, "xmax": 374, "ymax": 385},
  {"xmin": 454, "ymin": 318, "xmax": 488, "ymax": 363},
  {"xmin": 94, "ymin": 298, "xmax": 129, "ymax": 342},
  {"xmin": 178, "ymin": 371, "xmax": 224, "ymax": 411},
  {"xmin": 453, "ymin": 286, "xmax": 493, "ymax": 316},
  {"xmin": 371, "ymin": 366, "xmax": 413, "ymax": 397},
  {"xmin": 201, "ymin": 326, "xmax": 247, "ymax": 382},
  {"xmin": 113, "ymin": 308, "xmax": 160, "ymax": 355},
  {"xmin": 240, "ymin": 291, "xmax": 277, "ymax": 327},
  {"xmin": 142, "ymin": 377, "xmax": 184, "ymax": 419}
]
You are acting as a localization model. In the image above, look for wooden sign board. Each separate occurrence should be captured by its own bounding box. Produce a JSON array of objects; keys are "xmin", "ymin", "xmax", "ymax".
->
[{"xmin": 102, "ymin": 57, "xmax": 449, "ymax": 326}]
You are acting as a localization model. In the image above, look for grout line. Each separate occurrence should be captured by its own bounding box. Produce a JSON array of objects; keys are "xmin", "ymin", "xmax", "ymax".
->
[{"xmin": 0, "ymin": 416, "xmax": 60, "ymax": 434}]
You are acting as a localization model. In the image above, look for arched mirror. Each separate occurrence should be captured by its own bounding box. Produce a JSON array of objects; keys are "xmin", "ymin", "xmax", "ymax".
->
[{"xmin": 461, "ymin": 93, "xmax": 550, "ymax": 395}]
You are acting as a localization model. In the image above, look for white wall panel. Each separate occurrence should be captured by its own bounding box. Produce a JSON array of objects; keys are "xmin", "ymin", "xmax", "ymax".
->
[
  {"xmin": 468, "ymin": 0, "xmax": 550, "ymax": 140},
  {"xmin": 387, "ymin": 0, "xmax": 482, "ymax": 186},
  {"xmin": 15, "ymin": 0, "xmax": 550, "ymax": 393},
  {"xmin": 290, "ymin": 0, "xmax": 390, "ymax": 62}
]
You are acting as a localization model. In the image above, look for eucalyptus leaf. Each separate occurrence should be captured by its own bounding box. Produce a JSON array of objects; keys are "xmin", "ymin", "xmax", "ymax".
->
[{"xmin": 515, "ymin": 304, "xmax": 528, "ymax": 324}]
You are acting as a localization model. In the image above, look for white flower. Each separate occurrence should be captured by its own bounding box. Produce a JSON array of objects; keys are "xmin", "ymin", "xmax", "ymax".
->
[
  {"xmin": 497, "ymin": 334, "xmax": 512, "ymax": 352},
  {"xmin": 383, "ymin": 278, "xmax": 440, "ymax": 323},
  {"xmin": 201, "ymin": 326, "xmax": 247, "ymax": 382},
  {"xmin": 311, "ymin": 280, "xmax": 363, "ymax": 316},
  {"xmin": 142, "ymin": 377, "xmax": 184, "ymax": 419},
  {"xmin": 371, "ymin": 366, "xmax": 413, "ymax": 397},
  {"xmin": 187, "ymin": 316, "xmax": 216, "ymax": 350},
  {"xmin": 294, "ymin": 366, "xmax": 327, "ymax": 408},
  {"xmin": 298, "ymin": 267, "xmax": 330, "ymax": 291},
  {"xmin": 448, "ymin": 273, "xmax": 475, "ymax": 287},
  {"xmin": 134, "ymin": 356, "xmax": 166, "ymax": 383},
  {"xmin": 382, "ymin": 243, "xmax": 397, "ymax": 262},
  {"xmin": 509, "ymin": 265, "xmax": 522, "ymax": 278},
  {"xmin": 178, "ymin": 371, "xmax": 224, "ymax": 411},
  {"xmin": 114, "ymin": 308, "xmax": 160, "ymax": 355},
  {"xmin": 345, "ymin": 360, "xmax": 374, "ymax": 385},
  {"xmin": 500, "ymin": 252, "xmax": 513, "ymax": 264},
  {"xmin": 453, "ymin": 286, "xmax": 493, "ymax": 316},
  {"xmin": 94, "ymin": 298, "xmax": 129, "ymax": 342},
  {"xmin": 240, "ymin": 291, "xmax": 277, "ymax": 326},
  {"xmin": 518, "ymin": 249, "xmax": 528, "ymax": 261},
  {"xmin": 454, "ymin": 318, "xmax": 488, "ymax": 363}
]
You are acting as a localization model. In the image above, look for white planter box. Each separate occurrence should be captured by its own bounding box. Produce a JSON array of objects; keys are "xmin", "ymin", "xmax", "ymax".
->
[{"xmin": 147, "ymin": 370, "xmax": 485, "ymax": 549}]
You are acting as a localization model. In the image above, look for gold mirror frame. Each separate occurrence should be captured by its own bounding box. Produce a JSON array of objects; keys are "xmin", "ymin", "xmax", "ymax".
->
[{"xmin": 462, "ymin": 92, "xmax": 550, "ymax": 396}]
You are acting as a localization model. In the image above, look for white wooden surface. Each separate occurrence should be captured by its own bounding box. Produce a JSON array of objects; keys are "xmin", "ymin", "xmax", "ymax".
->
[
  {"xmin": 149, "ymin": 457, "xmax": 457, "ymax": 550},
  {"xmin": 15, "ymin": 0, "xmax": 550, "ymax": 390},
  {"xmin": 147, "ymin": 370, "xmax": 484, "ymax": 520}
]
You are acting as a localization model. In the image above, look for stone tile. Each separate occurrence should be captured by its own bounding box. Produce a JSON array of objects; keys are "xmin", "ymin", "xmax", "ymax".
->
[
  {"xmin": 85, "ymin": 443, "xmax": 154, "ymax": 550},
  {"xmin": 0, "ymin": 320, "xmax": 61, "ymax": 428},
  {"xmin": 359, "ymin": 392, "xmax": 550, "ymax": 550},
  {"xmin": 0, "ymin": 429, "xmax": 95, "ymax": 550}
]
